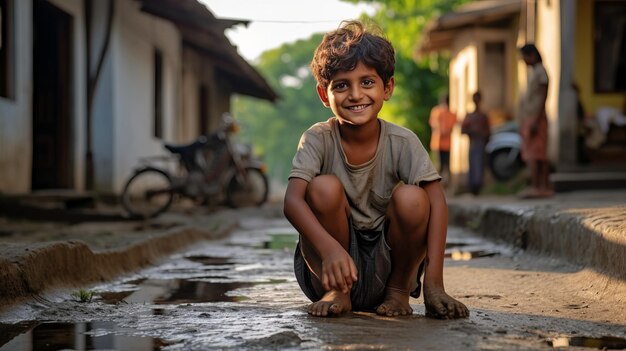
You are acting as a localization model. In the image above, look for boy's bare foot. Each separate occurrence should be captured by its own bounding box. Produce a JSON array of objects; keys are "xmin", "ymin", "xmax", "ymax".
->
[
  {"xmin": 308, "ymin": 290, "xmax": 351, "ymax": 317},
  {"xmin": 375, "ymin": 286, "xmax": 413, "ymax": 317},
  {"xmin": 423, "ymin": 285, "xmax": 469, "ymax": 319}
]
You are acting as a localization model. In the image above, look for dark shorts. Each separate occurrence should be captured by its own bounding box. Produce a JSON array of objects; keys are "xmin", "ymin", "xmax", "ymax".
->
[{"xmin": 293, "ymin": 220, "xmax": 391, "ymax": 311}]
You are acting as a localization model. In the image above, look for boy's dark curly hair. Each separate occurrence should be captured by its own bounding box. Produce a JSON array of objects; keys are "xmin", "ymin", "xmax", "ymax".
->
[{"xmin": 310, "ymin": 20, "xmax": 395, "ymax": 89}]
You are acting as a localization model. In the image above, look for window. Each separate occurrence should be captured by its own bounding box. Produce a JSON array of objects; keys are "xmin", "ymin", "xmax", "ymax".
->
[
  {"xmin": 153, "ymin": 49, "xmax": 163, "ymax": 138},
  {"xmin": 594, "ymin": 1, "xmax": 626, "ymax": 92},
  {"xmin": 0, "ymin": 0, "xmax": 15, "ymax": 99}
]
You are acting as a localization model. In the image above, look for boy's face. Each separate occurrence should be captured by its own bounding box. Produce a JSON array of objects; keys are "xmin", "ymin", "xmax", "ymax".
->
[{"xmin": 316, "ymin": 61, "xmax": 394, "ymax": 127}]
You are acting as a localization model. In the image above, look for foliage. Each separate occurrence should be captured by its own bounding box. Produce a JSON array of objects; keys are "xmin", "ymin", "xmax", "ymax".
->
[
  {"xmin": 234, "ymin": 35, "xmax": 329, "ymax": 181},
  {"xmin": 233, "ymin": 0, "xmax": 471, "ymax": 183},
  {"xmin": 71, "ymin": 289, "xmax": 94, "ymax": 303}
]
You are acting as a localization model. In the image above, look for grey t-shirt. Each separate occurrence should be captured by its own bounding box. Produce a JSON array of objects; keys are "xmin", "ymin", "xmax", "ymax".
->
[{"xmin": 289, "ymin": 117, "xmax": 440, "ymax": 231}]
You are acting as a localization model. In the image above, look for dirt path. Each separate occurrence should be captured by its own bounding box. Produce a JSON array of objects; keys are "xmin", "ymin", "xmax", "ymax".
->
[{"xmin": 1, "ymin": 207, "xmax": 625, "ymax": 350}]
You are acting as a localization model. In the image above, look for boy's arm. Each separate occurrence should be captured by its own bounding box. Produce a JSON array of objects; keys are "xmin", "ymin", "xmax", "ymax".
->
[
  {"xmin": 283, "ymin": 177, "xmax": 357, "ymax": 293},
  {"xmin": 421, "ymin": 180, "xmax": 448, "ymax": 289}
]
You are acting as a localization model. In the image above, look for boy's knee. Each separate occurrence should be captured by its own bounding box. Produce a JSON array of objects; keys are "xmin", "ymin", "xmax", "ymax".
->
[
  {"xmin": 306, "ymin": 175, "xmax": 346, "ymax": 212},
  {"xmin": 389, "ymin": 184, "xmax": 430, "ymax": 225}
]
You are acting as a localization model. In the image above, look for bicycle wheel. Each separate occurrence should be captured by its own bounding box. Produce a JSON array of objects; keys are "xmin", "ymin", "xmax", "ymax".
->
[
  {"xmin": 226, "ymin": 167, "xmax": 269, "ymax": 208},
  {"xmin": 121, "ymin": 168, "xmax": 174, "ymax": 218}
]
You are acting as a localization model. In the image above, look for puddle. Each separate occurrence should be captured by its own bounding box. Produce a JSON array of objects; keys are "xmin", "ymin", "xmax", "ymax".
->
[
  {"xmin": 446, "ymin": 250, "xmax": 499, "ymax": 261},
  {"xmin": 444, "ymin": 237, "xmax": 501, "ymax": 261},
  {"xmin": 185, "ymin": 255, "xmax": 232, "ymax": 265},
  {"xmin": 99, "ymin": 279, "xmax": 255, "ymax": 304},
  {"xmin": 445, "ymin": 242, "xmax": 469, "ymax": 249},
  {"xmin": 549, "ymin": 335, "xmax": 626, "ymax": 349},
  {"xmin": 0, "ymin": 321, "xmax": 174, "ymax": 350},
  {"xmin": 153, "ymin": 279, "xmax": 254, "ymax": 304},
  {"xmin": 258, "ymin": 235, "xmax": 500, "ymax": 259}
]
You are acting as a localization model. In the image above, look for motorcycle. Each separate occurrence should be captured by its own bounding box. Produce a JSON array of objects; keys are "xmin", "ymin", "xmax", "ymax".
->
[
  {"xmin": 121, "ymin": 113, "xmax": 269, "ymax": 218},
  {"xmin": 485, "ymin": 121, "xmax": 525, "ymax": 181}
]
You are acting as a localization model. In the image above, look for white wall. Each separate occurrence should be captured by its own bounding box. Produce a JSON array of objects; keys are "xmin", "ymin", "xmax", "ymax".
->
[
  {"xmin": 181, "ymin": 47, "xmax": 228, "ymax": 142},
  {"xmin": 0, "ymin": 1, "xmax": 32, "ymax": 193},
  {"xmin": 111, "ymin": 0, "xmax": 182, "ymax": 193}
]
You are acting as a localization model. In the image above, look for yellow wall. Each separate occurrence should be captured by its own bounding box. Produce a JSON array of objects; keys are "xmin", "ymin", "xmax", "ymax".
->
[{"xmin": 574, "ymin": 0, "xmax": 625, "ymax": 114}]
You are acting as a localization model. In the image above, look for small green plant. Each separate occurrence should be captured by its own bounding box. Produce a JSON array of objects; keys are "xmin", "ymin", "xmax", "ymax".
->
[
  {"xmin": 71, "ymin": 289, "xmax": 94, "ymax": 303},
  {"xmin": 466, "ymin": 218, "xmax": 481, "ymax": 230}
]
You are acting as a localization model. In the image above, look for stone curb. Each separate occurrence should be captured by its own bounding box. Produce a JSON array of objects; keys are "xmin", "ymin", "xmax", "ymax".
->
[
  {"xmin": 0, "ymin": 223, "xmax": 234, "ymax": 311},
  {"xmin": 448, "ymin": 202, "xmax": 626, "ymax": 281}
]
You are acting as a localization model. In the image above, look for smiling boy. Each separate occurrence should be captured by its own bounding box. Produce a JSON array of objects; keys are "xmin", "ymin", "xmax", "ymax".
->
[{"xmin": 283, "ymin": 20, "xmax": 469, "ymax": 319}]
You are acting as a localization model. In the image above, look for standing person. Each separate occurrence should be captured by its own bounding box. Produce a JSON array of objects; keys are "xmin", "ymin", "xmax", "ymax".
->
[
  {"xmin": 518, "ymin": 43, "xmax": 552, "ymax": 198},
  {"xmin": 284, "ymin": 20, "xmax": 469, "ymax": 319},
  {"xmin": 429, "ymin": 94, "xmax": 457, "ymax": 182},
  {"xmin": 461, "ymin": 91, "xmax": 490, "ymax": 195}
]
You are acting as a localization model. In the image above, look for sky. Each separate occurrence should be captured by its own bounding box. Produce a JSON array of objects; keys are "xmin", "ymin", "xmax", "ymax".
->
[{"xmin": 199, "ymin": 0, "xmax": 377, "ymax": 61}]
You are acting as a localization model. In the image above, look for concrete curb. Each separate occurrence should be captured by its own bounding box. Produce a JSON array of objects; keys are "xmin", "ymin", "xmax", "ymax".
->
[
  {"xmin": 0, "ymin": 224, "xmax": 234, "ymax": 311},
  {"xmin": 448, "ymin": 202, "xmax": 626, "ymax": 281}
]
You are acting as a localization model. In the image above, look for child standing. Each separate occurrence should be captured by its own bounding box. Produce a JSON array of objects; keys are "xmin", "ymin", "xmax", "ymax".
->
[
  {"xmin": 283, "ymin": 20, "xmax": 469, "ymax": 319},
  {"xmin": 461, "ymin": 91, "xmax": 491, "ymax": 195}
]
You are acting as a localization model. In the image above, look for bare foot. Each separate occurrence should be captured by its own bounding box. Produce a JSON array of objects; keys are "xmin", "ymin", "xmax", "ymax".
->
[
  {"xmin": 375, "ymin": 286, "xmax": 413, "ymax": 317},
  {"xmin": 308, "ymin": 290, "xmax": 351, "ymax": 317},
  {"xmin": 423, "ymin": 285, "xmax": 469, "ymax": 319}
]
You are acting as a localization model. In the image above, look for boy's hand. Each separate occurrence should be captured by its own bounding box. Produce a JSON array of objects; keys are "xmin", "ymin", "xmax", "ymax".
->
[{"xmin": 321, "ymin": 244, "xmax": 358, "ymax": 294}]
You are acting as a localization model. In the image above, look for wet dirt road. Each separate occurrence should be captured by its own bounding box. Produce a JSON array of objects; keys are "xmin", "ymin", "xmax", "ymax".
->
[{"xmin": 1, "ymin": 206, "xmax": 626, "ymax": 350}]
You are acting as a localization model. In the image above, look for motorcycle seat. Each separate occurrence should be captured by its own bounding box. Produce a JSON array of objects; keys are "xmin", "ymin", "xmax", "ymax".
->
[{"xmin": 164, "ymin": 136, "xmax": 208, "ymax": 155}]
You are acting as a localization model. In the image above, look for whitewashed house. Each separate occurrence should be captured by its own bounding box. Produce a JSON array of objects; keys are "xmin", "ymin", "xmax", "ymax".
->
[{"xmin": 0, "ymin": 0, "xmax": 276, "ymax": 196}]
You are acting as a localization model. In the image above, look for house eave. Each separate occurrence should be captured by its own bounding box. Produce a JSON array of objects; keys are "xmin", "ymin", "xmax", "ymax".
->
[
  {"xmin": 138, "ymin": 0, "xmax": 277, "ymax": 102},
  {"xmin": 417, "ymin": 0, "xmax": 521, "ymax": 56}
]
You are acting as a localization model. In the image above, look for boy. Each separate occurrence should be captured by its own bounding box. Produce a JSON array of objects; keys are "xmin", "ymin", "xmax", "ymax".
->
[
  {"xmin": 283, "ymin": 20, "xmax": 469, "ymax": 319},
  {"xmin": 461, "ymin": 91, "xmax": 491, "ymax": 195}
]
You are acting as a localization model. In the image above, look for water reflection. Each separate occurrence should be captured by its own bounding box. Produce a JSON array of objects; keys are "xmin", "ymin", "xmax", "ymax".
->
[
  {"xmin": 446, "ymin": 250, "xmax": 499, "ymax": 261},
  {"xmin": 550, "ymin": 335, "xmax": 626, "ymax": 349},
  {"xmin": 259, "ymin": 234, "xmax": 501, "ymax": 260},
  {"xmin": 153, "ymin": 279, "xmax": 254, "ymax": 304},
  {"xmin": 445, "ymin": 239, "xmax": 500, "ymax": 261},
  {"xmin": 0, "ymin": 322, "xmax": 173, "ymax": 351},
  {"xmin": 98, "ymin": 279, "xmax": 254, "ymax": 305}
]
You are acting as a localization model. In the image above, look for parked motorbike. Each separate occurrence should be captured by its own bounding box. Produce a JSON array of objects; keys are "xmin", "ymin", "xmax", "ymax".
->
[
  {"xmin": 121, "ymin": 113, "xmax": 269, "ymax": 218},
  {"xmin": 485, "ymin": 121, "xmax": 525, "ymax": 181}
]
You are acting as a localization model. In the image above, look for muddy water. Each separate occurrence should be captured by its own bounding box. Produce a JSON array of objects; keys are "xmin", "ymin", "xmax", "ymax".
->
[
  {"xmin": 1, "ymin": 321, "xmax": 173, "ymax": 350},
  {"xmin": 1, "ymin": 209, "xmax": 626, "ymax": 350}
]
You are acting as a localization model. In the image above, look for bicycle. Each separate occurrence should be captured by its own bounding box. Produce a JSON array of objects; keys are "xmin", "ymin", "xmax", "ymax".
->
[{"xmin": 120, "ymin": 113, "xmax": 269, "ymax": 218}]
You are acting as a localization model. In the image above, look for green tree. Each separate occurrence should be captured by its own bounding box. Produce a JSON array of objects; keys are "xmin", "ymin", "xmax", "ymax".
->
[{"xmin": 234, "ymin": 35, "xmax": 329, "ymax": 182}]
